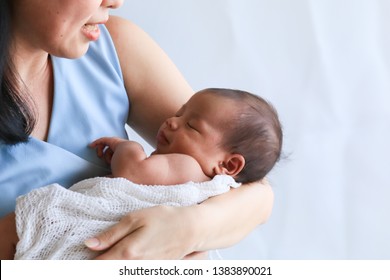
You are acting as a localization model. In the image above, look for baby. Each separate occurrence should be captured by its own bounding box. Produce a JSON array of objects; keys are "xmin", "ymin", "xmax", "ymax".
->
[
  {"xmin": 8, "ymin": 88, "xmax": 283, "ymax": 259},
  {"xmin": 92, "ymin": 87, "xmax": 283, "ymax": 185}
]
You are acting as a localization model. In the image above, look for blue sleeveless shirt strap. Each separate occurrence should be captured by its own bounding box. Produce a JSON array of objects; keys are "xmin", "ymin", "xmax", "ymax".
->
[{"xmin": 0, "ymin": 25, "xmax": 129, "ymax": 217}]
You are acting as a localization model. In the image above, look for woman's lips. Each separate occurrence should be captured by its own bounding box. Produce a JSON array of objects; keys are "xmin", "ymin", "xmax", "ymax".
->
[{"xmin": 81, "ymin": 24, "xmax": 101, "ymax": 41}]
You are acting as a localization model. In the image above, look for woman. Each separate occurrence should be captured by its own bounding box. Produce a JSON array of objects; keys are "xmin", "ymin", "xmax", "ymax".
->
[{"xmin": 0, "ymin": 0, "xmax": 274, "ymax": 259}]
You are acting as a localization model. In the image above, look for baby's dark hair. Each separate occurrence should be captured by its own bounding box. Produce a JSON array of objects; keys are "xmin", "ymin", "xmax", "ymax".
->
[{"xmin": 200, "ymin": 88, "xmax": 283, "ymax": 183}]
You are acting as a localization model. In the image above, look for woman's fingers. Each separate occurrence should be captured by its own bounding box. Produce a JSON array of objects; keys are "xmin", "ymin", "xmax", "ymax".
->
[
  {"xmin": 85, "ymin": 215, "xmax": 139, "ymax": 251},
  {"xmin": 93, "ymin": 228, "xmax": 146, "ymax": 260},
  {"xmin": 87, "ymin": 206, "xmax": 196, "ymax": 259}
]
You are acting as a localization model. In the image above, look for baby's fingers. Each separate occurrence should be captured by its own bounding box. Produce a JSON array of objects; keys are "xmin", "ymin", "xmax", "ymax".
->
[
  {"xmin": 103, "ymin": 148, "xmax": 114, "ymax": 164},
  {"xmin": 90, "ymin": 143, "xmax": 106, "ymax": 158}
]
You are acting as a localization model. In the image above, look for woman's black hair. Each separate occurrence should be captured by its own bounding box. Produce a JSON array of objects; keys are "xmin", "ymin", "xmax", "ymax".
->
[{"xmin": 0, "ymin": 0, "xmax": 36, "ymax": 144}]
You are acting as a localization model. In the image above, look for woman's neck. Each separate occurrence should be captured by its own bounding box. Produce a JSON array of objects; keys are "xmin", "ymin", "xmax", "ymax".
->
[
  {"xmin": 10, "ymin": 41, "xmax": 54, "ymax": 141},
  {"xmin": 11, "ymin": 43, "xmax": 50, "ymax": 87}
]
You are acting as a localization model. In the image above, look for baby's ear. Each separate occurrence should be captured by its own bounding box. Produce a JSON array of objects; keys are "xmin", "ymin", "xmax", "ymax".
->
[{"xmin": 214, "ymin": 154, "xmax": 245, "ymax": 177}]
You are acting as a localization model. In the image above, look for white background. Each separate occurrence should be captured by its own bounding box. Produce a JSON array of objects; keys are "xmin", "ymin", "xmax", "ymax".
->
[{"xmin": 113, "ymin": 0, "xmax": 390, "ymax": 259}]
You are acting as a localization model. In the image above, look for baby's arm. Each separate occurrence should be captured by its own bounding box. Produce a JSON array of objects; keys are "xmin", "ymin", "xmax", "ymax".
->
[
  {"xmin": 0, "ymin": 213, "xmax": 18, "ymax": 259},
  {"xmin": 91, "ymin": 137, "xmax": 210, "ymax": 185}
]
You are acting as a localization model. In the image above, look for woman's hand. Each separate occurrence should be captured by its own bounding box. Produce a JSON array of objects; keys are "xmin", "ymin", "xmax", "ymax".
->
[
  {"xmin": 85, "ymin": 205, "xmax": 198, "ymax": 259},
  {"xmin": 85, "ymin": 179, "xmax": 273, "ymax": 260}
]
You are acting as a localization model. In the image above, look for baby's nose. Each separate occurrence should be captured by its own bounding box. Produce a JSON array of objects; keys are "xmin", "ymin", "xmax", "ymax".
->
[{"xmin": 166, "ymin": 117, "xmax": 179, "ymax": 130}]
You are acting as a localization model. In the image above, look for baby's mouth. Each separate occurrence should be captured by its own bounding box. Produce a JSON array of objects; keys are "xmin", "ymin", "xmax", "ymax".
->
[{"xmin": 157, "ymin": 130, "xmax": 169, "ymax": 145}]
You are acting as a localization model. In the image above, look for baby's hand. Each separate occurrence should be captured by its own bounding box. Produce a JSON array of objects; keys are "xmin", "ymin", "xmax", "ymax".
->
[{"xmin": 90, "ymin": 137, "xmax": 127, "ymax": 164}]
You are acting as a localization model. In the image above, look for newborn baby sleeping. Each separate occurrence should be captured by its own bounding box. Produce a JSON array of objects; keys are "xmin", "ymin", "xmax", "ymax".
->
[{"xmin": 14, "ymin": 88, "xmax": 282, "ymax": 259}]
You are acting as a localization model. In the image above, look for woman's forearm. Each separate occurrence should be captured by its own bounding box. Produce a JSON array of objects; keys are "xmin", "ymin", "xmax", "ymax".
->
[
  {"xmin": 0, "ymin": 212, "xmax": 18, "ymax": 259},
  {"xmin": 190, "ymin": 180, "xmax": 274, "ymax": 251}
]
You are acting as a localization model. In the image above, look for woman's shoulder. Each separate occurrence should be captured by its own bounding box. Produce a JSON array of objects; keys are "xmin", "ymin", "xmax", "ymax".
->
[
  {"xmin": 104, "ymin": 16, "xmax": 147, "ymax": 62},
  {"xmin": 104, "ymin": 16, "xmax": 157, "ymax": 86},
  {"xmin": 105, "ymin": 16, "xmax": 145, "ymax": 45},
  {"xmin": 105, "ymin": 15, "xmax": 138, "ymax": 36}
]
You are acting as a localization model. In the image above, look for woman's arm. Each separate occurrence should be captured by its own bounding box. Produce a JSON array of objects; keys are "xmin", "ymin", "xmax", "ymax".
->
[
  {"xmin": 190, "ymin": 179, "xmax": 274, "ymax": 250},
  {"xmin": 0, "ymin": 213, "xmax": 18, "ymax": 260}
]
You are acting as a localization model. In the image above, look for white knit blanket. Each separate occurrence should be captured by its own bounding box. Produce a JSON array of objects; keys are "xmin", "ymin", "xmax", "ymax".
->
[{"xmin": 14, "ymin": 175, "xmax": 240, "ymax": 260}]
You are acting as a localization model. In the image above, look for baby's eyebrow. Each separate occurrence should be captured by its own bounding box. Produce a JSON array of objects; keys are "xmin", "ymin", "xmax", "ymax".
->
[{"xmin": 177, "ymin": 104, "xmax": 202, "ymax": 120}]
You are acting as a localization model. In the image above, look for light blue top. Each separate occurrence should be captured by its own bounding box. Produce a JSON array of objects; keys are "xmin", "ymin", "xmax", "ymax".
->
[{"xmin": 0, "ymin": 25, "xmax": 129, "ymax": 217}]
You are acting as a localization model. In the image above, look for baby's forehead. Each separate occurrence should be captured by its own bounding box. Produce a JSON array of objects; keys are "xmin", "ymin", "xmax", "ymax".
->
[{"xmin": 189, "ymin": 92, "xmax": 237, "ymax": 107}]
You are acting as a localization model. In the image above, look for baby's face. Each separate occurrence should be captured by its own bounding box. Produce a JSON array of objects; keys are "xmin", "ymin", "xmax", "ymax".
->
[{"xmin": 155, "ymin": 92, "xmax": 235, "ymax": 176}]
